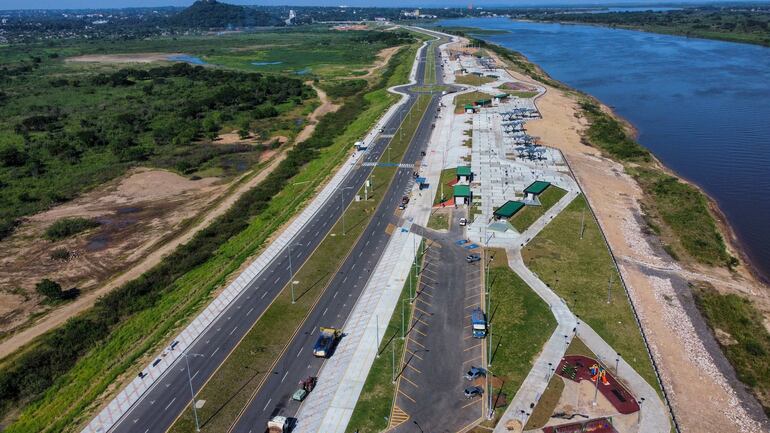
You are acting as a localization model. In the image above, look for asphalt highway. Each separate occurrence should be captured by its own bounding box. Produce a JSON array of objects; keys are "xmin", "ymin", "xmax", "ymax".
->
[{"xmin": 110, "ymin": 33, "xmax": 448, "ymax": 433}]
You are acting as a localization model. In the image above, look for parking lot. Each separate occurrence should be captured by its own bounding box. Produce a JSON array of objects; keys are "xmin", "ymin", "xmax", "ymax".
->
[{"xmin": 390, "ymin": 211, "xmax": 485, "ymax": 432}]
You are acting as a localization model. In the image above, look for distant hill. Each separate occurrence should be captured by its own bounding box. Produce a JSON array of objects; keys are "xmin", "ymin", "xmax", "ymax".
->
[{"xmin": 169, "ymin": 0, "xmax": 283, "ymax": 28}]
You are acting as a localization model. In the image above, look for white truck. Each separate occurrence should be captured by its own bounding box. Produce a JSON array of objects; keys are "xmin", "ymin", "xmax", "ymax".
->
[{"xmin": 266, "ymin": 415, "xmax": 289, "ymax": 433}]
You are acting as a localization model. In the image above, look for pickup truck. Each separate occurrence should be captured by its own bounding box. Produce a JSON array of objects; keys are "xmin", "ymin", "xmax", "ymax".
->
[
  {"xmin": 312, "ymin": 327, "xmax": 341, "ymax": 358},
  {"xmin": 266, "ymin": 416, "xmax": 289, "ymax": 433}
]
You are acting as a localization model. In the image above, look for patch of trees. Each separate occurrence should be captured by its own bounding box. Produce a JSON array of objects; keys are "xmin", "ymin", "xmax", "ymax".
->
[
  {"xmin": 0, "ymin": 53, "xmax": 388, "ymax": 424},
  {"xmin": 44, "ymin": 217, "xmax": 101, "ymax": 241},
  {"xmin": 0, "ymin": 62, "xmax": 311, "ymax": 242},
  {"xmin": 320, "ymin": 79, "xmax": 368, "ymax": 99},
  {"xmin": 169, "ymin": 0, "xmax": 283, "ymax": 29}
]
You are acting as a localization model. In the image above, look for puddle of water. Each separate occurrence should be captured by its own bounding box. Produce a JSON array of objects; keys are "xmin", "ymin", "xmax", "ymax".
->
[
  {"xmin": 251, "ymin": 61, "xmax": 283, "ymax": 66},
  {"xmin": 167, "ymin": 54, "xmax": 208, "ymax": 65},
  {"xmin": 295, "ymin": 67, "xmax": 311, "ymax": 75}
]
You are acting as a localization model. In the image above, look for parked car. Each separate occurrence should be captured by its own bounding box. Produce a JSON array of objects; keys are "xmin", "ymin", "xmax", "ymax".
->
[
  {"xmin": 292, "ymin": 376, "xmax": 317, "ymax": 401},
  {"xmin": 464, "ymin": 386, "xmax": 484, "ymax": 399},
  {"xmin": 459, "ymin": 218, "xmax": 468, "ymax": 226},
  {"xmin": 465, "ymin": 366, "xmax": 486, "ymax": 380},
  {"xmin": 466, "ymin": 254, "xmax": 481, "ymax": 263}
]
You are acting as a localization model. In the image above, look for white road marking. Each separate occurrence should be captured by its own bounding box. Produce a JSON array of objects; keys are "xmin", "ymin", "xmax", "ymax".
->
[
  {"xmin": 192, "ymin": 370, "xmax": 199, "ymax": 380},
  {"xmin": 333, "ymin": 291, "xmax": 338, "ymax": 299},
  {"xmin": 229, "ymin": 326, "xmax": 238, "ymax": 336},
  {"xmin": 263, "ymin": 398, "xmax": 272, "ymax": 412},
  {"xmin": 164, "ymin": 397, "xmax": 176, "ymax": 411},
  {"xmin": 261, "ymin": 291, "xmax": 268, "ymax": 299},
  {"xmin": 211, "ymin": 347, "xmax": 220, "ymax": 357},
  {"xmin": 274, "ymin": 277, "xmax": 281, "ymax": 285},
  {"xmin": 281, "ymin": 371, "xmax": 289, "ymax": 383},
  {"xmin": 297, "ymin": 347, "xmax": 304, "ymax": 357},
  {"xmin": 323, "ymin": 308, "xmax": 328, "ymax": 316},
  {"xmin": 247, "ymin": 307, "xmax": 254, "ymax": 315}
]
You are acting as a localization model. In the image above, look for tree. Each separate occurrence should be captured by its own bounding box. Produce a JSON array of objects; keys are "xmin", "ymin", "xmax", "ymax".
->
[{"xmin": 36, "ymin": 279, "xmax": 63, "ymax": 300}]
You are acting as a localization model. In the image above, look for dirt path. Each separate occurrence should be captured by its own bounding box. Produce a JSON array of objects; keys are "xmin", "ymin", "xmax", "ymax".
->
[
  {"xmin": 0, "ymin": 86, "xmax": 340, "ymax": 360},
  {"xmin": 480, "ymin": 41, "xmax": 767, "ymax": 432},
  {"xmin": 354, "ymin": 46, "xmax": 401, "ymax": 79}
]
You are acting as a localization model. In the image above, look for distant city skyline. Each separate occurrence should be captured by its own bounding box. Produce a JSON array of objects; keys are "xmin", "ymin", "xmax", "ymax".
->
[{"xmin": 0, "ymin": 0, "xmax": 758, "ymax": 11}]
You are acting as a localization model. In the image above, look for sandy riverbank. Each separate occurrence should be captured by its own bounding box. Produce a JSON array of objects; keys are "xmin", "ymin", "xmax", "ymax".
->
[{"xmin": 472, "ymin": 41, "xmax": 769, "ymax": 432}]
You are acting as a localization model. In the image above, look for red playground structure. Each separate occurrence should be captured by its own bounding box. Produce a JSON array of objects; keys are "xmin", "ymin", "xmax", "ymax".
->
[{"xmin": 556, "ymin": 355, "xmax": 640, "ymax": 415}]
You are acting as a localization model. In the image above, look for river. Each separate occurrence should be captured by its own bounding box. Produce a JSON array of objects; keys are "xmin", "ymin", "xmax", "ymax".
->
[{"xmin": 436, "ymin": 17, "xmax": 770, "ymax": 281}]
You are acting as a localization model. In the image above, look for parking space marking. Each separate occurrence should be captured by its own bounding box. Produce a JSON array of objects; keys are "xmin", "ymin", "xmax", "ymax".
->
[
  {"xmin": 401, "ymin": 374, "xmax": 420, "ymax": 388},
  {"xmin": 414, "ymin": 304, "xmax": 431, "ymax": 316},
  {"xmin": 417, "ymin": 289, "xmax": 433, "ymax": 298},
  {"xmin": 410, "ymin": 338, "xmax": 426, "ymax": 349},
  {"xmin": 464, "ymin": 343, "xmax": 481, "ymax": 352},
  {"xmin": 398, "ymin": 389, "xmax": 417, "ymax": 403},
  {"xmin": 411, "ymin": 327, "xmax": 427, "ymax": 337},
  {"xmin": 461, "ymin": 399, "xmax": 481, "ymax": 409},
  {"xmin": 464, "ymin": 355, "xmax": 482, "ymax": 364},
  {"xmin": 465, "ymin": 294, "xmax": 480, "ymax": 301},
  {"xmin": 402, "ymin": 362, "xmax": 422, "ymax": 377},
  {"xmin": 406, "ymin": 350, "xmax": 424, "ymax": 361},
  {"xmin": 414, "ymin": 316, "xmax": 430, "ymax": 326},
  {"xmin": 464, "ymin": 303, "xmax": 481, "ymax": 309}
]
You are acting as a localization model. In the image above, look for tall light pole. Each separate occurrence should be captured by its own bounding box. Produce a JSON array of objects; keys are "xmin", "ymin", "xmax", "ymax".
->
[
  {"xmin": 287, "ymin": 242, "xmax": 302, "ymax": 303},
  {"xmin": 402, "ymin": 298, "xmax": 409, "ymax": 339},
  {"xmin": 183, "ymin": 352, "xmax": 205, "ymax": 432},
  {"xmin": 339, "ymin": 186, "xmax": 353, "ymax": 235}
]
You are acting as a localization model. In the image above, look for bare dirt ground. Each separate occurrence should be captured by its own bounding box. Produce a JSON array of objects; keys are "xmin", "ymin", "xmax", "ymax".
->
[
  {"xmin": 353, "ymin": 46, "xmax": 401, "ymax": 79},
  {"xmin": 534, "ymin": 379, "xmax": 637, "ymax": 433},
  {"xmin": 474, "ymin": 44, "xmax": 769, "ymax": 432},
  {"xmin": 0, "ymin": 85, "xmax": 339, "ymax": 359},
  {"xmin": 0, "ymin": 169, "xmax": 223, "ymax": 346},
  {"xmin": 66, "ymin": 53, "xmax": 181, "ymax": 64}
]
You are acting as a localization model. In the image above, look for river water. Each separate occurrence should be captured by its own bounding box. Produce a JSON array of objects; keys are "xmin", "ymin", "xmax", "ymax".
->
[{"xmin": 436, "ymin": 17, "xmax": 770, "ymax": 281}]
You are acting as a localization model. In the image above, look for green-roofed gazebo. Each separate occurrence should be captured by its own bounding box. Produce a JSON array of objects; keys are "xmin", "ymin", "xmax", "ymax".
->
[
  {"xmin": 453, "ymin": 184, "xmax": 472, "ymax": 206},
  {"xmin": 494, "ymin": 93, "xmax": 509, "ymax": 100},
  {"xmin": 456, "ymin": 166, "xmax": 473, "ymax": 182},
  {"xmin": 493, "ymin": 201, "xmax": 525, "ymax": 220},
  {"xmin": 475, "ymin": 99, "xmax": 492, "ymax": 107},
  {"xmin": 524, "ymin": 181, "xmax": 551, "ymax": 201},
  {"xmin": 464, "ymin": 104, "xmax": 476, "ymax": 113}
]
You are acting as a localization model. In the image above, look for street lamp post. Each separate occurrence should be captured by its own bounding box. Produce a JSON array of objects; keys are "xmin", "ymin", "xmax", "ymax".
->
[
  {"xmin": 287, "ymin": 242, "xmax": 303, "ymax": 304},
  {"xmin": 339, "ymin": 186, "xmax": 353, "ymax": 235},
  {"xmin": 183, "ymin": 352, "xmax": 205, "ymax": 432}
]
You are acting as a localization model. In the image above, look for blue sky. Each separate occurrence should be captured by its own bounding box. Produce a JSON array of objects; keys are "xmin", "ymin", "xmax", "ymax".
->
[{"xmin": 0, "ymin": 0, "xmax": 749, "ymax": 10}]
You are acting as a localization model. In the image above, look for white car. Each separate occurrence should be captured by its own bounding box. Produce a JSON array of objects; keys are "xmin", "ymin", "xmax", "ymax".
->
[{"xmin": 459, "ymin": 218, "xmax": 468, "ymax": 226}]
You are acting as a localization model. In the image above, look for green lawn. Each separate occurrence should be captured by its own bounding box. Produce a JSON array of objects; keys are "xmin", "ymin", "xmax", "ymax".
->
[
  {"xmin": 487, "ymin": 248, "xmax": 556, "ymax": 418},
  {"xmin": 453, "ymin": 91, "xmax": 494, "ymax": 113},
  {"xmin": 455, "ymin": 75, "xmax": 496, "ymax": 86},
  {"xmin": 345, "ymin": 242, "xmax": 424, "ymax": 433},
  {"xmin": 433, "ymin": 168, "xmax": 456, "ymax": 205},
  {"xmin": 521, "ymin": 195, "xmax": 661, "ymax": 394},
  {"xmin": 693, "ymin": 282, "xmax": 770, "ymax": 415},
  {"xmin": 427, "ymin": 211, "xmax": 449, "ymax": 231},
  {"xmin": 510, "ymin": 187, "xmax": 567, "ymax": 232},
  {"xmin": 423, "ymin": 41, "xmax": 436, "ymax": 85}
]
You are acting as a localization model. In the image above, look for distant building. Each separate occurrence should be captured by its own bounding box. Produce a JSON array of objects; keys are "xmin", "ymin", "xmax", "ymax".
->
[{"xmin": 285, "ymin": 10, "xmax": 296, "ymax": 25}]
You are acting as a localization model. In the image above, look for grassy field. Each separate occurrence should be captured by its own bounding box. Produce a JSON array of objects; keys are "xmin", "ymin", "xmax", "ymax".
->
[
  {"xmin": 486, "ymin": 248, "xmax": 556, "ymax": 418},
  {"xmin": 169, "ymin": 90, "xmax": 433, "ymax": 433},
  {"xmin": 0, "ymin": 36, "xmax": 421, "ymax": 433},
  {"xmin": 693, "ymin": 282, "xmax": 770, "ymax": 415},
  {"xmin": 510, "ymin": 187, "xmax": 567, "ymax": 232},
  {"xmin": 455, "ymin": 74, "xmax": 496, "ymax": 86},
  {"xmin": 579, "ymin": 99, "xmax": 734, "ymax": 268},
  {"xmin": 344, "ymin": 242, "xmax": 424, "ymax": 433},
  {"xmin": 433, "ymin": 168, "xmax": 456, "ymax": 205},
  {"xmin": 454, "ymin": 91, "xmax": 494, "ymax": 113},
  {"xmin": 427, "ymin": 211, "xmax": 449, "ymax": 230},
  {"xmin": 521, "ymin": 195, "xmax": 660, "ymax": 393},
  {"xmin": 423, "ymin": 41, "xmax": 436, "ymax": 85},
  {"xmin": 499, "ymin": 90, "xmax": 539, "ymax": 99}
]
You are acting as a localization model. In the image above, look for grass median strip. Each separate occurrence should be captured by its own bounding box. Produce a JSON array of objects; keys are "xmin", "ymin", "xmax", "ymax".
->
[
  {"xmin": 345, "ymin": 241, "xmax": 424, "ymax": 433},
  {"xmin": 486, "ymin": 248, "xmax": 556, "ymax": 419},
  {"xmin": 169, "ymin": 91, "xmax": 433, "ymax": 433},
  {"xmin": 521, "ymin": 195, "xmax": 660, "ymax": 393}
]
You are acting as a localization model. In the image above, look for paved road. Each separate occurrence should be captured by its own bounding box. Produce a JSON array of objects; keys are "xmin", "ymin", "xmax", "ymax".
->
[
  {"xmin": 109, "ymin": 36, "xmax": 444, "ymax": 433},
  {"xmin": 389, "ymin": 212, "xmax": 485, "ymax": 433}
]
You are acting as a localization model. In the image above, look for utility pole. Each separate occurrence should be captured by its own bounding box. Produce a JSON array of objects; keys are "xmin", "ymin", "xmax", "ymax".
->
[
  {"xmin": 580, "ymin": 207, "xmax": 586, "ymax": 239},
  {"xmin": 339, "ymin": 186, "xmax": 353, "ymax": 235},
  {"xmin": 391, "ymin": 341, "xmax": 396, "ymax": 383},
  {"xmin": 183, "ymin": 353, "xmax": 204, "ymax": 432},
  {"xmin": 607, "ymin": 272, "xmax": 614, "ymax": 304},
  {"xmin": 287, "ymin": 242, "xmax": 302, "ymax": 304},
  {"xmin": 375, "ymin": 314, "xmax": 380, "ymax": 358}
]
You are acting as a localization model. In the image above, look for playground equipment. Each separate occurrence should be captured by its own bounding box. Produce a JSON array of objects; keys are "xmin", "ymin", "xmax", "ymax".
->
[{"xmin": 589, "ymin": 364, "xmax": 610, "ymax": 386}]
